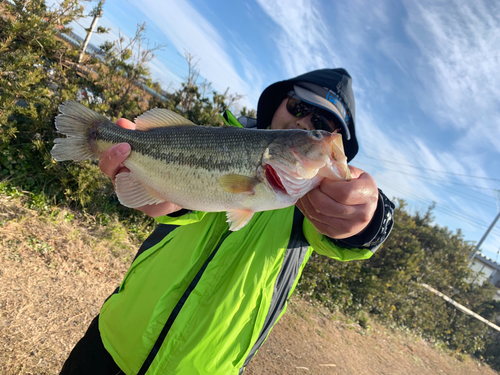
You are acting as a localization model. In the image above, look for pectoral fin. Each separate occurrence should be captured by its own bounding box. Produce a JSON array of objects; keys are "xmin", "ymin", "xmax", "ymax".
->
[
  {"xmin": 226, "ymin": 209, "xmax": 255, "ymax": 231},
  {"xmin": 115, "ymin": 172, "xmax": 165, "ymax": 208},
  {"xmin": 218, "ymin": 174, "xmax": 259, "ymax": 195}
]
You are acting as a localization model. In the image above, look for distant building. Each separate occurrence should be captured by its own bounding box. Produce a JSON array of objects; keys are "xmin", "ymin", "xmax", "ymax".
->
[{"xmin": 470, "ymin": 253, "xmax": 500, "ymax": 301}]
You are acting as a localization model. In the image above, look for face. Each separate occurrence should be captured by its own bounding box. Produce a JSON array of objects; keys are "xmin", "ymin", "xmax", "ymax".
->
[{"xmin": 270, "ymin": 99, "xmax": 316, "ymax": 131}]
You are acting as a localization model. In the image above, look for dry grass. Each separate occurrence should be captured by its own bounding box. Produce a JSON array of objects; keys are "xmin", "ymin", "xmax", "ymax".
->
[{"xmin": 0, "ymin": 194, "xmax": 138, "ymax": 374}]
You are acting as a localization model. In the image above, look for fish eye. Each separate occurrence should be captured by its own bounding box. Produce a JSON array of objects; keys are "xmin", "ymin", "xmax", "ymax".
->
[{"xmin": 308, "ymin": 130, "xmax": 323, "ymax": 141}]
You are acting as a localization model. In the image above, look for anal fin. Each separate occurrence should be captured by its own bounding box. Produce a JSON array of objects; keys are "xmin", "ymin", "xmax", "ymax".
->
[
  {"xmin": 115, "ymin": 172, "xmax": 165, "ymax": 208},
  {"xmin": 226, "ymin": 209, "xmax": 255, "ymax": 231}
]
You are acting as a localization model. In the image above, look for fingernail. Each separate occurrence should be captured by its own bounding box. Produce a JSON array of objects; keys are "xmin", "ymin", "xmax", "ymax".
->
[{"xmin": 116, "ymin": 143, "xmax": 130, "ymax": 156}]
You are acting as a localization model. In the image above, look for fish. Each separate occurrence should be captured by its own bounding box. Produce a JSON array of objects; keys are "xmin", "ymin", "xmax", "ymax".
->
[{"xmin": 51, "ymin": 100, "xmax": 351, "ymax": 231}]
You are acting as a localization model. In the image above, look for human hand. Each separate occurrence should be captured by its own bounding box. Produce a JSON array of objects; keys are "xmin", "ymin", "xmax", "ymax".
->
[
  {"xmin": 296, "ymin": 166, "xmax": 378, "ymax": 239},
  {"xmin": 98, "ymin": 118, "xmax": 182, "ymax": 217}
]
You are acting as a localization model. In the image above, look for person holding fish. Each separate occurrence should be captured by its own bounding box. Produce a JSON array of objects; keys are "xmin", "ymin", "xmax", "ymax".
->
[{"xmin": 57, "ymin": 68, "xmax": 394, "ymax": 375}]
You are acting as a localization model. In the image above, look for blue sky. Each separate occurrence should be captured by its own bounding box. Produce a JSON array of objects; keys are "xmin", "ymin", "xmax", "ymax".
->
[{"xmin": 57, "ymin": 0, "xmax": 500, "ymax": 260}]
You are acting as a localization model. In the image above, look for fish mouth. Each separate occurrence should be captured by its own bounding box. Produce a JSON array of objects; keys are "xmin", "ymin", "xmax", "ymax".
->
[{"xmin": 265, "ymin": 165, "xmax": 287, "ymax": 194}]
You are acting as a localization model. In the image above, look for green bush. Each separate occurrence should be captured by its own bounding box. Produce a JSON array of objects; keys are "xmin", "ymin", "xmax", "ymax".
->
[
  {"xmin": 298, "ymin": 200, "xmax": 500, "ymax": 364},
  {"xmin": 0, "ymin": 0, "xmax": 237, "ymax": 217}
]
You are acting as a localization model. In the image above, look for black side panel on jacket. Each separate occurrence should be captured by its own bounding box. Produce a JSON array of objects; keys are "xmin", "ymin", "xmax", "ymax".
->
[
  {"xmin": 239, "ymin": 207, "xmax": 309, "ymax": 374},
  {"xmin": 133, "ymin": 223, "xmax": 180, "ymax": 261},
  {"xmin": 60, "ymin": 316, "xmax": 124, "ymax": 375}
]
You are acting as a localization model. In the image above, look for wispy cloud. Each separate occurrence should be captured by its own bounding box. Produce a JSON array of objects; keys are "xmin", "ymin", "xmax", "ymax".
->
[
  {"xmin": 355, "ymin": 109, "xmax": 442, "ymax": 203},
  {"xmin": 254, "ymin": 0, "xmax": 341, "ymax": 77},
  {"xmin": 147, "ymin": 58, "xmax": 183, "ymax": 92},
  {"xmin": 136, "ymin": 0, "xmax": 257, "ymax": 109},
  {"xmin": 403, "ymin": 0, "xmax": 500, "ymax": 153}
]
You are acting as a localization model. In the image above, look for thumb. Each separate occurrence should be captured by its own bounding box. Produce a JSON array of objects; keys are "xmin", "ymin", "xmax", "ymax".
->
[{"xmin": 347, "ymin": 165, "xmax": 365, "ymax": 180}]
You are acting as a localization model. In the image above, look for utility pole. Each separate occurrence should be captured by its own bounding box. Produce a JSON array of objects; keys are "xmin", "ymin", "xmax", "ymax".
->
[
  {"xmin": 469, "ymin": 210, "xmax": 500, "ymax": 262},
  {"xmin": 78, "ymin": 1, "xmax": 104, "ymax": 64}
]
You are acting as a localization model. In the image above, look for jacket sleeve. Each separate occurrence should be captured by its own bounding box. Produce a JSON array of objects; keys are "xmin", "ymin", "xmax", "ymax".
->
[{"xmin": 303, "ymin": 189, "xmax": 394, "ymax": 261}]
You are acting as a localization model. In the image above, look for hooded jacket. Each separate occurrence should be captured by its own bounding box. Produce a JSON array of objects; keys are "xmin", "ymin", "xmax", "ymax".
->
[{"xmin": 99, "ymin": 206, "xmax": 380, "ymax": 375}]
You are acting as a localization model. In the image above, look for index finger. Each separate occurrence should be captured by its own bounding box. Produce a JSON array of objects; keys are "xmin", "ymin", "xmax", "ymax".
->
[
  {"xmin": 98, "ymin": 143, "xmax": 131, "ymax": 179},
  {"xmin": 98, "ymin": 118, "xmax": 135, "ymax": 179},
  {"xmin": 116, "ymin": 118, "xmax": 136, "ymax": 130}
]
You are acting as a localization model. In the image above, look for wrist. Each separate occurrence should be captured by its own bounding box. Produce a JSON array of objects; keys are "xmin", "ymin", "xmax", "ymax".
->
[{"xmin": 332, "ymin": 190, "xmax": 394, "ymax": 251}]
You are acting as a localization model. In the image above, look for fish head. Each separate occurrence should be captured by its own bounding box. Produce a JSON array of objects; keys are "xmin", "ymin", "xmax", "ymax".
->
[{"xmin": 263, "ymin": 130, "xmax": 350, "ymax": 198}]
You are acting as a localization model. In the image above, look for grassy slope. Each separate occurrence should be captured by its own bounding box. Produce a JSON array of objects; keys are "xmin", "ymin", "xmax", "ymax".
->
[{"xmin": 0, "ymin": 193, "xmax": 497, "ymax": 375}]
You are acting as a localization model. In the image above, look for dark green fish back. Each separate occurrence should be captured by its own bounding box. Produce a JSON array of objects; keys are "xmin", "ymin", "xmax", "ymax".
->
[{"xmin": 97, "ymin": 125, "xmax": 303, "ymax": 173}]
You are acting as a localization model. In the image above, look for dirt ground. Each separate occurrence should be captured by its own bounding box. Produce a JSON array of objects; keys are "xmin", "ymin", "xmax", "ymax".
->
[
  {"xmin": 0, "ymin": 194, "xmax": 498, "ymax": 374},
  {"xmin": 246, "ymin": 298, "xmax": 497, "ymax": 375}
]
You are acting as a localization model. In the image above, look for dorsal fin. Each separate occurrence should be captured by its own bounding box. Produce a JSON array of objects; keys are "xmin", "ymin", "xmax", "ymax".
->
[{"xmin": 134, "ymin": 108, "xmax": 195, "ymax": 130}]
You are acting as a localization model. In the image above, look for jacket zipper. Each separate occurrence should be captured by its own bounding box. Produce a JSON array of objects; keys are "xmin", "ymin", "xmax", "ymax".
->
[{"xmin": 137, "ymin": 231, "xmax": 231, "ymax": 375}]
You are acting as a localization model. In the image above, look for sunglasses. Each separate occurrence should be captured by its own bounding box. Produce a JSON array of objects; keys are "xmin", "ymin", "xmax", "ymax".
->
[{"xmin": 286, "ymin": 91, "xmax": 342, "ymax": 133}]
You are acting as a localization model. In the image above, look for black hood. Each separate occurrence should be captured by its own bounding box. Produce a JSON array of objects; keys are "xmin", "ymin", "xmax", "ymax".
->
[{"xmin": 256, "ymin": 68, "xmax": 358, "ymax": 162}]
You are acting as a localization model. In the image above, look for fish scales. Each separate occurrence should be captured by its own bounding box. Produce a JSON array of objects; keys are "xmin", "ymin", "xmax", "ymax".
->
[
  {"xmin": 96, "ymin": 125, "xmax": 278, "ymax": 173},
  {"xmin": 51, "ymin": 100, "xmax": 350, "ymax": 230}
]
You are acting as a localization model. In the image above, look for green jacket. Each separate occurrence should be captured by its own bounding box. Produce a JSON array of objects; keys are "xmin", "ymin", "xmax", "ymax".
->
[
  {"xmin": 98, "ymin": 113, "xmax": 378, "ymax": 375},
  {"xmin": 99, "ymin": 208, "xmax": 373, "ymax": 375}
]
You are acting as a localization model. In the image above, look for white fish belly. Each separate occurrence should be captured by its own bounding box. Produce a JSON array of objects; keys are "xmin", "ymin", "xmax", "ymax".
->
[{"xmin": 123, "ymin": 152, "xmax": 282, "ymax": 212}]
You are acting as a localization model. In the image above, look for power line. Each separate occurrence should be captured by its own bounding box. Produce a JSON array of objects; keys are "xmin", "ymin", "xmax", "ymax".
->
[
  {"xmin": 357, "ymin": 158, "xmax": 499, "ymax": 194},
  {"xmin": 361, "ymin": 154, "xmax": 500, "ymax": 182},
  {"xmin": 395, "ymin": 170, "xmax": 498, "ymax": 192},
  {"xmin": 354, "ymin": 149, "xmax": 500, "ymax": 238},
  {"xmin": 359, "ymin": 155, "xmax": 500, "ymax": 188},
  {"xmin": 378, "ymin": 177, "xmax": 500, "ymax": 237},
  {"xmin": 355, "ymin": 160, "xmax": 500, "ymax": 233},
  {"xmin": 434, "ymin": 183, "xmax": 493, "ymax": 208},
  {"xmin": 395, "ymin": 186, "xmax": 500, "ymax": 238}
]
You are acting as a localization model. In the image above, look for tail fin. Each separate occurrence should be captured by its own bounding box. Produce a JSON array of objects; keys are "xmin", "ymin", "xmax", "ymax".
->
[{"xmin": 51, "ymin": 101, "xmax": 110, "ymax": 162}]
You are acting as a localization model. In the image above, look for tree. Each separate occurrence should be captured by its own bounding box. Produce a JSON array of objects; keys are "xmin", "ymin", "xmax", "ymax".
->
[
  {"xmin": 77, "ymin": 0, "xmax": 107, "ymax": 63},
  {"xmin": 240, "ymin": 107, "xmax": 257, "ymax": 118},
  {"xmin": 0, "ymin": 1, "xmax": 164, "ymax": 209},
  {"xmin": 0, "ymin": 0, "xmax": 86, "ymax": 198},
  {"xmin": 167, "ymin": 52, "xmax": 243, "ymax": 126},
  {"xmin": 298, "ymin": 199, "xmax": 500, "ymax": 358},
  {"xmin": 81, "ymin": 22, "xmax": 165, "ymax": 119}
]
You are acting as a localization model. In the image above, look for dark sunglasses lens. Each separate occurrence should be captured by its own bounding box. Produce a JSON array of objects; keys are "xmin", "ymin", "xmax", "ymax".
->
[
  {"xmin": 287, "ymin": 93, "xmax": 343, "ymax": 134},
  {"xmin": 286, "ymin": 96, "xmax": 301, "ymax": 116},
  {"xmin": 286, "ymin": 95, "xmax": 313, "ymax": 117},
  {"xmin": 312, "ymin": 113, "xmax": 334, "ymax": 132}
]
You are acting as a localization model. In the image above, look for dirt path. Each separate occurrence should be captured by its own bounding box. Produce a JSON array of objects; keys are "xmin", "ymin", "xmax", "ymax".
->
[{"xmin": 246, "ymin": 298, "xmax": 497, "ymax": 375}]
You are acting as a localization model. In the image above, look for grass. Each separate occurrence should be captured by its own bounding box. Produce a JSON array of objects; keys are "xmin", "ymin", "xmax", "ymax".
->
[{"xmin": 0, "ymin": 190, "xmax": 143, "ymax": 374}]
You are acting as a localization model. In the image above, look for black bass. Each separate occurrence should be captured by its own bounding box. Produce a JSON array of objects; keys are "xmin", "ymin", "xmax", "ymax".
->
[{"xmin": 51, "ymin": 101, "xmax": 350, "ymax": 230}]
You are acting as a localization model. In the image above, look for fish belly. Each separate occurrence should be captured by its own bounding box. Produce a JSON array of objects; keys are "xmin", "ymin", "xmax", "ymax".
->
[{"xmin": 123, "ymin": 152, "xmax": 274, "ymax": 212}]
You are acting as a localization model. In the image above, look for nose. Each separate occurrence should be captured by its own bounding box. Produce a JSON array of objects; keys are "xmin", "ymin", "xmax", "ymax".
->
[{"xmin": 295, "ymin": 113, "xmax": 315, "ymax": 131}]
